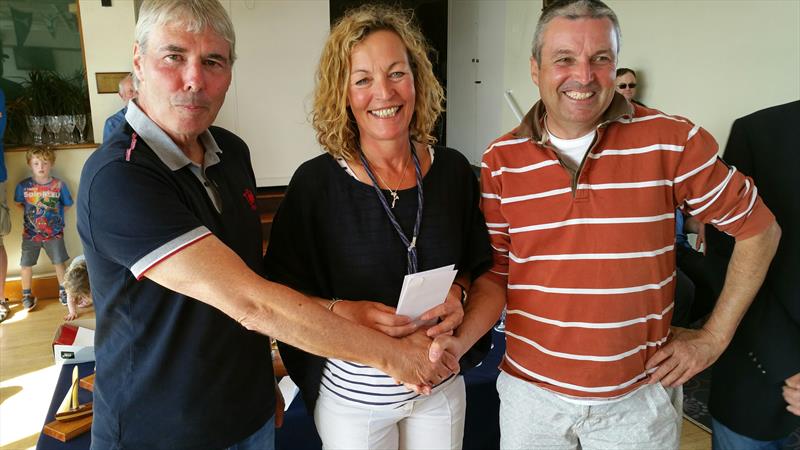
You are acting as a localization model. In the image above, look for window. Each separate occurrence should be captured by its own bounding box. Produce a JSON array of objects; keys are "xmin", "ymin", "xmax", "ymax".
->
[{"xmin": 1, "ymin": 1, "xmax": 91, "ymax": 147}]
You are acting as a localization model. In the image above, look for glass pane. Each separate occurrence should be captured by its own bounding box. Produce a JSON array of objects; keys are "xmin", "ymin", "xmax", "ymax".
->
[{"xmin": 1, "ymin": 0, "xmax": 91, "ymax": 146}]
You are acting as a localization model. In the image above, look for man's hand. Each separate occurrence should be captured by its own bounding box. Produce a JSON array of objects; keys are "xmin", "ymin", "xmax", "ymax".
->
[
  {"xmin": 645, "ymin": 327, "xmax": 728, "ymax": 387},
  {"xmin": 390, "ymin": 329, "xmax": 460, "ymax": 390},
  {"xmin": 397, "ymin": 333, "xmax": 465, "ymax": 394},
  {"xmin": 647, "ymin": 222, "xmax": 781, "ymax": 387},
  {"xmin": 784, "ymin": 372, "xmax": 800, "ymax": 416},
  {"xmin": 429, "ymin": 333, "xmax": 468, "ymax": 365},
  {"xmin": 403, "ymin": 328, "xmax": 470, "ymax": 395},
  {"xmin": 420, "ymin": 286, "xmax": 465, "ymax": 337},
  {"xmin": 402, "ymin": 331, "xmax": 464, "ymax": 395},
  {"xmin": 333, "ymin": 300, "xmax": 417, "ymax": 337}
]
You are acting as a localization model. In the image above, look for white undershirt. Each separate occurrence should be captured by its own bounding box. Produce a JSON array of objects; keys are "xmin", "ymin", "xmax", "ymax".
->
[{"xmin": 547, "ymin": 130, "xmax": 595, "ymax": 170}]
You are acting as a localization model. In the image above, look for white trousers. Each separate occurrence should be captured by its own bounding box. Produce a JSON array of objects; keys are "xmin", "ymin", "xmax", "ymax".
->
[
  {"xmin": 497, "ymin": 371, "xmax": 682, "ymax": 450},
  {"xmin": 314, "ymin": 376, "xmax": 466, "ymax": 450}
]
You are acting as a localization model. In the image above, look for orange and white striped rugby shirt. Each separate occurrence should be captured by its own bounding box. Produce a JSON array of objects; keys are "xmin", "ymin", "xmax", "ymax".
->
[{"xmin": 480, "ymin": 95, "xmax": 774, "ymax": 400}]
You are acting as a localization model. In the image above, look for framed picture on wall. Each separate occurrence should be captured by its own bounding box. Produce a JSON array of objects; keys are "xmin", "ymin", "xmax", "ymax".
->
[{"xmin": 95, "ymin": 71, "xmax": 130, "ymax": 94}]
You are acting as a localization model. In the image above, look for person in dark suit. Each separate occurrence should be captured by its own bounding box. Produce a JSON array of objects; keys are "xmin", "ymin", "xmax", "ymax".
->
[{"xmin": 708, "ymin": 100, "xmax": 800, "ymax": 449}]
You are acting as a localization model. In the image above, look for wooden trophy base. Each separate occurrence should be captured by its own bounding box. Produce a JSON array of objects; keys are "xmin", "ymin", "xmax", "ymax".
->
[
  {"xmin": 80, "ymin": 373, "xmax": 95, "ymax": 392},
  {"xmin": 43, "ymin": 414, "xmax": 93, "ymax": 442}
]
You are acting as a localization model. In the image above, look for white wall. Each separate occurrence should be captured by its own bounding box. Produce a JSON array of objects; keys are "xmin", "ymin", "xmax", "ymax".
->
[
  {"xmin": 447, "ymin": 1, "xmax": 508, "ymax": 165},
  {"xmin": 217, "ymin": 1, "xmax": 328, "ymax": 187},
  {"xmin": 447, "ymin": 1, "xmax": 479, "ymax": 163},
  {"xmin": 79, "ymin": 0, "xmax": 137, "ymax": 144},
  {"xmin": 500, "ymin": 0, "xmax": 800, "ymax": 152},
  {"xmin": 4, "ymin": 148, "xmax": 95, "ymax": 279},
  {"xmin": 501, "ymin": 0, "xmax": 543, "ymax": 135},
  {"xmin": 79, "ymin": 0, "xmax": 328, "ymax": 187},
  {"xmin": 473, "ymin": 1, "xmax": 507, "ymax": 164}
]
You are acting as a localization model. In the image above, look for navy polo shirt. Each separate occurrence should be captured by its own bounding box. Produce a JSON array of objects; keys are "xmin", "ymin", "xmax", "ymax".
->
[{"xmin": 78, "ymin": 101, "xmax": 274, "ymax": 449}]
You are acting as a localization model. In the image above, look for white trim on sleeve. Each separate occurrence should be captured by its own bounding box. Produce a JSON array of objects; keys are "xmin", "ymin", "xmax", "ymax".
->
[{"xmin": 131, "ymin": 226, "xmax": 212, "ymax": 280}]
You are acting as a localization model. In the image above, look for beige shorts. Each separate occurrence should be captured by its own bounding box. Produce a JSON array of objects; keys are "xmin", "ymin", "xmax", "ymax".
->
[{"xmin": 497, "ymin": 371, "xmax": 682, "ymax": 450}]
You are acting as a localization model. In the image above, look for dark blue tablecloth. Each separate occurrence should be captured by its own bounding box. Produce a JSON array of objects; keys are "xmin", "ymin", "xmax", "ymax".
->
[{"xmin": 37, "ymin": 362, "xmax": 95, "ymax": 450}]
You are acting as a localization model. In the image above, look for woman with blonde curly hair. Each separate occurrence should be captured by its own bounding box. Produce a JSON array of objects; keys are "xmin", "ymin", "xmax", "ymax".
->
[{"xmin": 264, "ymin": 4, "xmax": 492, "ymax": 449}]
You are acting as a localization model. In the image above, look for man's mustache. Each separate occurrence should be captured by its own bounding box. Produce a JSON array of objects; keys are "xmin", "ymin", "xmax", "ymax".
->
[{"xmin": 172, "ymin": 94, "xmax": 211, "ymax": 108}]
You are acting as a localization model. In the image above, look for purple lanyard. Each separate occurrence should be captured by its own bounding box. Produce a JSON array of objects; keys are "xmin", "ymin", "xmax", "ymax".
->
[{"xmin": 358, "ymin": 142, "xmax": 424, "ymax": 274}]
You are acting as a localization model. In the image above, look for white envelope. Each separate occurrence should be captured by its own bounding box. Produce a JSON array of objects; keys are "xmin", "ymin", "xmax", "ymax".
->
[
  {"xmin": 278, "ymin": 376, "xmax": 299, "ymax": 411},
  {"xmin": 395, "ymin": 264, "xmax": 457, "ymax": 323}
]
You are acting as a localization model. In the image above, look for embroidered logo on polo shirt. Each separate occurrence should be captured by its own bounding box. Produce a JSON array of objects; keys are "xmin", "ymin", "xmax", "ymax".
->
[
  {"xmin": 243, "ymin": 188, "xmax": 256, "ymax": 211},
  {"xmin": 125, "ymin": 133, "xmax": 138, "ymax": 161}
]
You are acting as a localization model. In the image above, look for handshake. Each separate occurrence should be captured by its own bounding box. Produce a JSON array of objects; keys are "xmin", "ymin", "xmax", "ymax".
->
[
  {"xmin": 392, "ymin": 327, "xmax": 467, "ymax": 395},
  {"xmin": 328, "ymin": 285, "xmax": 469, "ymax": 393}
]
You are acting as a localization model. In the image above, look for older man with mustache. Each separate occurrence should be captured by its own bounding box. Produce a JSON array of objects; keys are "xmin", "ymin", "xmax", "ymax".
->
[{"xmin": 77, "ymin": 1, "xmax": 456, "ymax": 449}]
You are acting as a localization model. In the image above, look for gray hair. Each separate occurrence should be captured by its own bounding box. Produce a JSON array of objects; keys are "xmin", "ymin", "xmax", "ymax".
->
[
  {"xmin": 531, "ymin": 0, "xmax": 620, "ymax": 63},
  {"xmin": 135, "ymin": 0, "xmax": 237, "ymax": 63}
]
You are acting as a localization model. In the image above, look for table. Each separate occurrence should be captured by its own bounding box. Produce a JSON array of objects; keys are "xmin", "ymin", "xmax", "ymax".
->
[{"xmin": 37, "ymin": 362, "xmax": 95, "ymax": 450}]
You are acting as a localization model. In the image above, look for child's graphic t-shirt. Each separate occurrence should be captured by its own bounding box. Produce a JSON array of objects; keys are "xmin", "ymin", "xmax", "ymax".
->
[{"xmin": 15, "ymin": 177, "xmax": 73, "ymax": 241}]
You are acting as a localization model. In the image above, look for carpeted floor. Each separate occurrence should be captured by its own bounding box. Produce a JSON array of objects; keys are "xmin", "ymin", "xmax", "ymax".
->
[
  {"xmin": 683, "ymin": 368, "xmax": 713, "ymax": 431},
  {"xmin": 682, "ymin": 369, "xmax": 800, "ymax": 449}
]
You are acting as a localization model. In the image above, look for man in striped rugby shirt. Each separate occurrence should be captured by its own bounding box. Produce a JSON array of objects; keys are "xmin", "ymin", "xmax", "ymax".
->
[{"xmin": 430, "ymin": 0, "xmax": 781, "ymax": 448}]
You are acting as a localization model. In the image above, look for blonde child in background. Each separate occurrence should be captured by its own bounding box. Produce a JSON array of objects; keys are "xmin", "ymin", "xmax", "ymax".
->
[
  {"xmin": 14, "ymin": 147, "xmax": 73, "ymax": 310},
  {"xmin": 63, "ymin": 255, "xmax": 91, "ymax": 321}
]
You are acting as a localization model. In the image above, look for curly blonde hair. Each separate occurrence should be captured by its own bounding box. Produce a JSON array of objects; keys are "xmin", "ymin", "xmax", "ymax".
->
[
  {"xmin": 64, "ymin": 259, "xmax": 90, "ymax": 300},
  {"xmin": 26, "ymin": 147, "xmax": 56, "ymax": 165},
  {"xmin": 312, "ymin": 4, "xmax": 444, "ymax": 161}
]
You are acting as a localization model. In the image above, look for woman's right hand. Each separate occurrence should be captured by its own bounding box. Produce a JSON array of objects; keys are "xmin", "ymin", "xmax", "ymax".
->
[{"xmin": 333, "ymin": 300, "xmax": 418, "ymax": 337}]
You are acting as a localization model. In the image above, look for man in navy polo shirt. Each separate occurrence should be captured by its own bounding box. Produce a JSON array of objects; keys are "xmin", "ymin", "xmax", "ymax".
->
[{"xmin": 77, "ymin": 1, "xmax": 457, "ymax": 449}]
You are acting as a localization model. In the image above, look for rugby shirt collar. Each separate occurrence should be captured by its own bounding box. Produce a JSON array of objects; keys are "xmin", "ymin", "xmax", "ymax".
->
[
  {"xmin": 125, "ymin": 100, "xmax": 223, "ymax": 171},
  {"xmin": 513, "ymin": 92, "xmax": 634, "ymax": 144}
]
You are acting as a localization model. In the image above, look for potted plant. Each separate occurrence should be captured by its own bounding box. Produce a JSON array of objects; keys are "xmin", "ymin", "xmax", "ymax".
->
[{"xmin": 7, "ymin": 69, "xmax": 90, "ymax": 146}]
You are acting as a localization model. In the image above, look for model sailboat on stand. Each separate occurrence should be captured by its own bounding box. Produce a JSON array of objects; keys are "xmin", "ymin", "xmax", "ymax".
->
[{"xmin": 43, "ymin": 366, "xmax": 94, "ymax": 442}]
